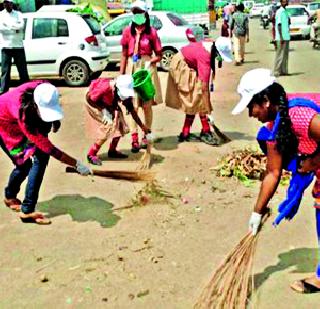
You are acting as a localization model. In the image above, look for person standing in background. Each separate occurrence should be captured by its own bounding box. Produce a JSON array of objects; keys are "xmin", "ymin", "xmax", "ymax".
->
[
  {"xmin": 0, "ymin": 0, "xmax": 29, "ymax": 94},
  {"xmin": 273, "ymin": 0, "xmax": 290, "ymax": 77},
  {"xmin": 230, "ymin": 3, "xmax": 249, "ymax": 66},
  {"xmin": 119, "ymin": 0, "xmax": 162, "ymax": 153}
]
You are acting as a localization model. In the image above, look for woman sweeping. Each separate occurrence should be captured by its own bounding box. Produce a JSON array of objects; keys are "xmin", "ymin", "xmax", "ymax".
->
[
  {"xmin": 119, "ymin": 0, "xmax": 162, "ymax": 153},
  {"xmin": 232, "ymin": 68, "xmax": 320, "ymax": 293},
  {"xmin": 165, "ymin": 36, "xmax": 233, "ymax": 145},
  {"xmin": 0, "ymin": 81, "xmax": 91, "ymax": 224},
  {"xmin": 86, "ymin": 75, "xmax": 152, "ymax": 165}
]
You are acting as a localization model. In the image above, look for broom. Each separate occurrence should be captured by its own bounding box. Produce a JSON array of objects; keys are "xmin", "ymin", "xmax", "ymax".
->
[
  {"xmin": 65, "ymin": 167, "xmax": 154, "ymax": 182},
  {"xmin": 194, "ymin": 212, "xmax": 270, "ymax": 309}
]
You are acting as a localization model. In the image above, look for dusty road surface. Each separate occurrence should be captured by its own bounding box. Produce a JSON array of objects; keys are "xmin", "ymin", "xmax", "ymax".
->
[{"xmin": 1, "ymin": 20, "xmax": 320, "ymax": 308}]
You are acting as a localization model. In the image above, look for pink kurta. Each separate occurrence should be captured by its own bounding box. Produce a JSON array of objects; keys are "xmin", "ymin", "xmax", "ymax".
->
[
  {"xmin": 181, "ymin": 41, "xmax": 211, "ymax": 83},
  {"xmin": 120, "ymin": 26, "xmax": 162, "ymax": 57},
  {"xmin": 0, "ymin": 81, "xmax": 62, "ymax": 165}
]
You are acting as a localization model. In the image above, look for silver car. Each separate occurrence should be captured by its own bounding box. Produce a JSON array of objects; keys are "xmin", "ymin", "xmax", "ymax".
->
[{"xmin": 102, "ymin": 11, "xmax": 204, "ymax": 71}]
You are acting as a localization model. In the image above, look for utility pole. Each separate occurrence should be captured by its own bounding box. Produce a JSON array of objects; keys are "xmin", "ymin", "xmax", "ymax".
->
[{"xmin": 208, "ymin": 0, "xmax": 216, "ymax": 33}]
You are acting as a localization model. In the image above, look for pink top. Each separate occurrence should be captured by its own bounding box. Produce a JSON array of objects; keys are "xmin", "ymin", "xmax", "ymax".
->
[
  {"xmin": 289, "ymin": 106, "xmax": 318, "ymax": 155},
  {"xmin": 266, "ymin": 105, "xmax": 318, "ymax": 155},
  {"xmin": 0, "ymin": 81, "xmax": 62, "ymax": 165},
  {"xmin": 87, "ymin": 78, "xmax": 114, "ymax": 108},
  {"xmin": 121, "ymin": 26, "xmax": 162, "ymax": 57},
  {"xmin": 181, "ymin": 41, "xmax": 211, "ymax": 83}
]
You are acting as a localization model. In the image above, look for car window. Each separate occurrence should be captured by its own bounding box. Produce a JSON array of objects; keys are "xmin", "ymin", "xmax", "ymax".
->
[
  {"xmin": 104, "ymin": 16, "xmax": 132, "ymax": 36},
  {"xmin": 82, "ymin": 15, "xmax": 101, "ymax": 35},
  {"xmin": 150, "ymin": 15, "xmax": 162, "ymax": 30},
  {"xmin": 32, "ymin": 18, "xmax": 69, "ymax": 39},
  {"xmin": 166, "ymin": 13, "xmax": 188, "ymax": 26},
  {"xmin": 310, "ymin": 3, "xmax": 320, "ymax": 10},
  {"xmin": 287, "ymin": 7, "xmax": 309, "ymax": 16}
]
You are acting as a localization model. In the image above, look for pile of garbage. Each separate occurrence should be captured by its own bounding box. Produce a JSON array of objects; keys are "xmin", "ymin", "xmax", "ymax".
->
[{"xmin": 213, "ymin": 148, "xmax": 267, "ymax": 182}]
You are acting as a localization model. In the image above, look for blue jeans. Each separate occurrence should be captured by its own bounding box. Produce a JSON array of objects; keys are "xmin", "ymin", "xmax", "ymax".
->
[{"xmin": 4, "ymin": 149, "xmax": 49, "ymax": 214}]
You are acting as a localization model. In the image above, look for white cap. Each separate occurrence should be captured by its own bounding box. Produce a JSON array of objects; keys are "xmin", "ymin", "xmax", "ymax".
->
[
  {"xmin": 231, "ymin": 68, "xmax": 276, "ymax": 115},
  {"xmin": 116, "ymin": 75, "xmax": 135, "ymax": 100},
  {"xmin": 131, "ymin": 0, "xmax": 148, "ymax": 11},
  {"xmin": 215, "ymin": 37, "xmax": 233, "ymax": 63},
  {"xmin": 4, "ymin": 0, "xmax": 14, "ymax": 2},
  {"xmin": 33, "ymin": 83, "xmax": 64, "ymax": 122}
]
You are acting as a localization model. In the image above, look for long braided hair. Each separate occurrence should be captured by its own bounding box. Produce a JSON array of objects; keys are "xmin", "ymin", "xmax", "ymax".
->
[
  {"xmin": 251, "ymin": 82, "xmax": 298, "ymax": 162},
  {"xmin": 210, "ymin": 42, "xmax": 222, "ymax": 77}
]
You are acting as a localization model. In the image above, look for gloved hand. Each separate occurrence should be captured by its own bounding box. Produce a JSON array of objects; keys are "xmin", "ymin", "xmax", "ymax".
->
[
  {"xmin": 76, "ymin": 160, "xmax": 92, "ymax": 176},
  {"xmin": 146, "ymin": 132, "xmax": 155, "ymax": 142},
  {"xmin": 249, "ymin": 212, "xmax": 262, "ymax": 236},
  {"xmin": 207, "ymin": 112, "xmax": 215, "ymax": 125},
  {"xmin": 102, "ymin": 109, "xmax": 113, "ymax": 125}
]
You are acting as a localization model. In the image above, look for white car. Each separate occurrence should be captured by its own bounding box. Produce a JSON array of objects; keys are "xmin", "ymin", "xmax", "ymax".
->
[
  {"xmin": 286, "ymin": 5, "xmax": 311, "ymax": 39},
  {"xmin": 249, "ymin": 3, "xmax": 264, "ymax": 18},
  {"xmin": 102, "ymin": 11, "xmax": 204, "ymax": 71},
  {"xmin": 305, "ymin": 2, "xmax": 320, "ymax": 17},
  {"xmin": 0, "ymin": 11, "xmax": 110, "ymax": 86}
]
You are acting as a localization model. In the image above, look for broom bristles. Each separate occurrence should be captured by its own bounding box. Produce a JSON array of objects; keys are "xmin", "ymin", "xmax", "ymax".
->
[
  {"xmin": 137, "ymin": 143, "xmax": 152, "ymax": 170},
  {"xmin": 65, "ymin": 166, "xmax": 154, "ymax": 181},
  {"xmin": 194, "ymin": 213, "xmax": 269, "ymax": 309}
]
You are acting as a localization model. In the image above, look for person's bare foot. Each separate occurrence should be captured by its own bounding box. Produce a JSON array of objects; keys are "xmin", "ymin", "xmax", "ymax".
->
[
  {"xmin": 291, "ymin": 275, "xmax": 320, "ymax": 294},
  {"xmin": 19, "ymin": 212, "xmax": 51, "ymax": 225}
]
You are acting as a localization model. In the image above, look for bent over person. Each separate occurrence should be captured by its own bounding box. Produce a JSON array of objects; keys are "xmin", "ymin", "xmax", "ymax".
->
[
  {"xmin": 165, "ymin": 37, "xmax": 232, "ymax": 146},
  {"xmin": 0, "ymin": 81, "xmax": 91, "ymax": 224},
  {"xmin": 232, "ymin": 68, "xmax": 320, "ymax": 294}
]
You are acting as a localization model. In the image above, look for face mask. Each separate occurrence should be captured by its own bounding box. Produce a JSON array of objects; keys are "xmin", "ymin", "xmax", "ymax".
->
[{"xmin": 132, "ymin": 13, "xmax": 146, "ymax": 25}]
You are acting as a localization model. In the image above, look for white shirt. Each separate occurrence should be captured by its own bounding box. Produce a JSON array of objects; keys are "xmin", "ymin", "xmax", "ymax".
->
[{"xmin": 0, "ymin": 9, "xmax": 25, "ymax": 48}]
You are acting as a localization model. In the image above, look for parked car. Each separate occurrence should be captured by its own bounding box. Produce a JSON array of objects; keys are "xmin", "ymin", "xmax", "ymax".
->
[
  {"xmin": 102, "ymin": 11, "xmax": 204, "ymax": 71},
  {"xmin": 0, "ymin": 11, "xmax": 110, "ymax": 86},
  {"xmin": 249, "ymin": 3, "xmax": 264, "ymax": 18},
  {"xmin": 305, "ymin": 2, "xmax": 320, "ymax": 17},
  {"xmin": 286, "ymin": 5, "xmax": 311, "ymax": 39}
]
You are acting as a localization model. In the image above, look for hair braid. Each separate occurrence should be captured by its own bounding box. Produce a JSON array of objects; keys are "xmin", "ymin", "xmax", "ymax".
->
[{"xmin": 275, "ymin": 87, "xmax": 298, "ymax": 161}]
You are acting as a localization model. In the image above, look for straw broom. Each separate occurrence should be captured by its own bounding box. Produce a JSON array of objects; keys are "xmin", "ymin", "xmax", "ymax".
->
[
  {"xmin": 65, "ymin": 167, "xmax": 154, "ymax": 182},
  {"xmin": 194, "ymin": 212, "xmax": 269, "ymax": 309},
  {"xmin": 137, "ymin": 142, "xmax": 152, "ymax": 170}
]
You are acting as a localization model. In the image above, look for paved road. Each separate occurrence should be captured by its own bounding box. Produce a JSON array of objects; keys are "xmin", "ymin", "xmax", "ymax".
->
[{"xmin": 0, "ymin": 19, "xmax": 319, "ymax": 308}]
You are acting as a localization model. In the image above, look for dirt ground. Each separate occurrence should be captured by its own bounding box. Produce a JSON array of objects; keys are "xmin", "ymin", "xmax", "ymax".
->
[{"xmin": 1, "ymin": 20, "xmax": 320, "ymax": 308}]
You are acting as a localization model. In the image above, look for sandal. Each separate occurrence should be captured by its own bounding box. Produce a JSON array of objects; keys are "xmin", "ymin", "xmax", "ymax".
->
[
  {"xmin": 290, "ymin": 279, "xmax": 320, "ymax": 294},
  {"xmin": 4, "ymin": 198, "xmax": 21, "ymax": 212},
  {"xmin": 19, "ymin": 212, "xmax": 51, "ymax": 225}
]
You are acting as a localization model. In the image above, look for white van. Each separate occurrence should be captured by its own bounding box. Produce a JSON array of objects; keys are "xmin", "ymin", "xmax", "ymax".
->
[{"xmin": 0, "ymin": 11, "xmax": 110, "ymax": 86}]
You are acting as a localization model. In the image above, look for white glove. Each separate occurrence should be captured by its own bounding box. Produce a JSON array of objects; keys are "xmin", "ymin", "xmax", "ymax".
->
[
  {"xmin": 144, "ymin": 61, "xmax": 151, "ymax": 70},
  {"xmin": 76, "ymin": 160, "xmax": 92, "ymax": 176},
  {"xmin": 146, "ymin": 132, "xmax": 155, "ymax": 142},
  {"xmin": 249, "ymin": 212, "xmax": 262, "ymax": 236},
  {"xmin": 102, "ymin": 109, "xmax": 113, "ymax": 125},
  {"xmin": 207, "ymin": 112, "xmax": 215, "ymax": 125}
]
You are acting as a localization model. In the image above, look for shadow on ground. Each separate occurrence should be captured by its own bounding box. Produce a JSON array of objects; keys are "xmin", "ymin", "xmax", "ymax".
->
[
  {"xmin": 254, "ymin": 247, "xmax": 319, "ymax": 289},
  {"xmin": 38, "ymin": 194, "xmax": 120, "ymax": 228}
]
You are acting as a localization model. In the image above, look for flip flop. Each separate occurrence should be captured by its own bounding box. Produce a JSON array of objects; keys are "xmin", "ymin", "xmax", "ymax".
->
[
  {"xmin": 19, "ymin": 212, "xmax": 51, "ymax": 225},
  {"xmin": 291, "ymin": 279, "xmax": 320, "ymax": 294},
  {"xmin": 4, "ymin": 198, "xmax": 21, "ymax": 212}
]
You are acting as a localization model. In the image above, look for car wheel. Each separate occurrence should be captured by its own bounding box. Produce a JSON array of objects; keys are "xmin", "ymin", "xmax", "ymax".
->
[
  {"xmin": 161, "ymin": 49, "xmax": 177, "ymax": 71},
  {"xmin": 90, "ymin": 70, "xmax": 103, "ymax": 80},
  {"xmin": 62, "ymin": 59, "xmax": 89, "ymax": 86}
]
